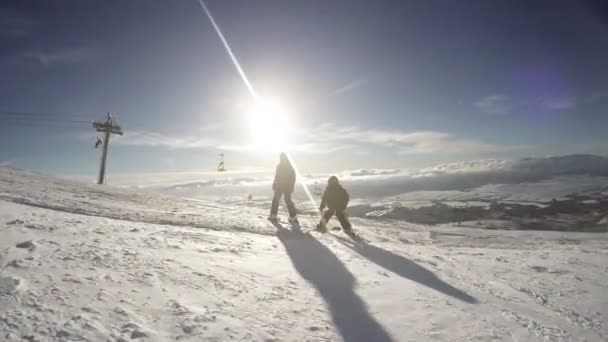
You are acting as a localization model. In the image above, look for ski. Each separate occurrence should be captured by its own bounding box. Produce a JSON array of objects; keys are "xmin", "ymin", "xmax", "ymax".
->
[
  {"xmin": 330, "ymin": 230, "xmax": 367, "ymax": 244},
  {"xmin": 339, "ymin": 231, "xmax": 365, "ymax": 243},
  {"xmin": 263, "ymin": 216, "xmax": 305, "ymax": 233},
  {"xmin": 313, "ymin": 225, "xmax": 366, "ymax": 243},
  {"xmin": 262, "ymin": 215, "xmax": 363, "ymax": 242}
]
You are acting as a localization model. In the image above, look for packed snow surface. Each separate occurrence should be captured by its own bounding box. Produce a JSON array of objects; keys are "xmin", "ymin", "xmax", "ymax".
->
[{"xmin": 1, "ymin": 166, "xmax": 607, "ymax": 341}]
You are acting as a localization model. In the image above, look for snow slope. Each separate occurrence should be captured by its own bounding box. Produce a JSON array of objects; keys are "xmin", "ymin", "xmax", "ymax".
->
[{"xmin": 1, "ymin": 167, "xmax": 608, "ymax": 341}]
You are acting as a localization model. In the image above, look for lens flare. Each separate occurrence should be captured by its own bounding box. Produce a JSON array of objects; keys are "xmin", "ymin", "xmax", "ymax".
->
[
  {"xmin": 196, "ymin": 0, "xmax": 257, "ymax": 98},
  {"xmin": 197, "ymin": 0, "xmax": 321, "ymax": 220}
]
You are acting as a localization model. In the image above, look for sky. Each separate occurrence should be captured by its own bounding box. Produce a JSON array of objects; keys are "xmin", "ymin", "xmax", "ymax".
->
[{"xmin": 1, "ymin": 0, "xmax": 608, "ymax": 179}]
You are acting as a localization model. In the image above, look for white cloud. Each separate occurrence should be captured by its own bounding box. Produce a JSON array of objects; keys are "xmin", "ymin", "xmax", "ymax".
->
[
  {"xmin": 109, "ymin": 122, "xmax": 519, "ymax": 157},
  {"xmin": 22, "ymin": 47, "xmax": 93, "ymax": 65},
  {"xmin": 300, "ymin": 78, "xmax": 373, "ymax": 111},
  {"xmin": 543, "ymin": 96, "xmax": 576, "ymax": 110},
  {"xmin": 332, "ymin": 79, "xmax": 369, "ymax": 96},
  {"xmin": 590, "ymin": 90, "xmax": 608, "ymax": 104},
  {"xmin": 289, "ymin": 143, "xmax": 354, "ymax": 154},
  {"xmin": 474, "ymin": 95, "xmax": 511, "ymax": 115},
  {"xmin": 475, "ymin": 93, "xmax": 577, "ymax": 114},
  {"xmin": 301, "ymin": 125, "xmax": 522, "ymax": 155},
  {"xmin": 399, "ymin": 136, "xmax": 513, "ymax": 155},
  {"xmin": 217, "ymin": 142, "xmax": 354, "ymax": 154},
  {"xmin": 117, "ymin": 128, "xmax": 353, "ymax": 154}
]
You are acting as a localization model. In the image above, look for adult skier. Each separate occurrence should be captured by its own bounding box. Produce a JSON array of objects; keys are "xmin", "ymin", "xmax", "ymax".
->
[
  {"xmin": 268, "ymin": 152, "xmax": 298, "ymax": 224},
  {"xmin": 316, "ymin": 176, "xmax": 357, "ymax": 238}
]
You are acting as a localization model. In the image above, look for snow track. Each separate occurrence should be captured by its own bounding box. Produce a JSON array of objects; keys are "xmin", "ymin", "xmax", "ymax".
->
[{"xmin": 1, "ymin": 167, "xmax": 607, "ymax": 341}]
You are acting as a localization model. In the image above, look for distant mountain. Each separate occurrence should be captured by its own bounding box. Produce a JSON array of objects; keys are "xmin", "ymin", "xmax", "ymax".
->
[{"xmin": 516, "ymin": 154, "xmax": 608, "ymax": 177}]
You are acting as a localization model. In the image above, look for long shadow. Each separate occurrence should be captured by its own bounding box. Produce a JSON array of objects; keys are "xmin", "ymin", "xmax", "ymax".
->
[
  {"xmin": 337, "ymin": 239, "xmax": 478, "ymax": 304},
  {"xmin": 273, "ymin": 223, "xmax": 393, "ymax": 342}
]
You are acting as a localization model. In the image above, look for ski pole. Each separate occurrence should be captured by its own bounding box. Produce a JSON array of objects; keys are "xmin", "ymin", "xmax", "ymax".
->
[{"xmin": 294, "ymin": 197, "xmax": 318, "ymax": 227}]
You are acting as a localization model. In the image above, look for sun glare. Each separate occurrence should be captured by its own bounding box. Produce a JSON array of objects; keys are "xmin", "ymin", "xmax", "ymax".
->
[{"xmin": 246, "ymin": 99, "xmax": 291, "ymax": 152}]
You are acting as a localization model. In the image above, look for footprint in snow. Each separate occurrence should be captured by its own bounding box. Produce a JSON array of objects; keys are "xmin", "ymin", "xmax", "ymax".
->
[
  {"xmin": 5, "ymin": 259, "xmax": 26, "ymax": 268},
  {"xmin": 16, "ymin": 240, "xmax": 35, "ymax": 251},
  {"xmin": 114, "ymin": 307, "xmax": 128, "ymax": 315},
  {"xmin": 82, "ymin": 306, "xmax": 100, "ymax": 314},
  {"xmin": 0, "ymin": 276, "xmax": 22, "ymax": 304},
  {"xmin": 7, "ymin": 219, "xmax": 25, "ymax": 225},
  {"xmin": 530, "ymin": 265, "xmax": 548, "ymax": 273},
  {"xmin": 118, "ymin": 322, "xmax": 148, "ymax": 340}
]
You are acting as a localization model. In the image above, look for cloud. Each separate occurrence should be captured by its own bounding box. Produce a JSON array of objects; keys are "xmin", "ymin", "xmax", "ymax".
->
[
  {"xmin": 110, "ymin": 121, "xmax": 519, "ymax": 157},
  {"xmin": 333, "ymin": 154, "xmax": 608, "ymax": 199},
  {"xmin": 299, "ymin": 78, "xmax": 373, "ymax": 111},
  {"xmin": 111, "ymin": 127, "xmax": 353, "ymax": 154},
  {"xmin": 475, "ymin": 93, "xmax": 578, "ymax": 114},
  {"xmin": 542, "ymin": 96, "xmax": 576, "ymax": 110},
  {"xmin": 332, "ymin": 79, "xmax": 369, "ymax": 96},
  {"xmin": 288, "ymin": 143, "xmax": 354, "ymax": 154},
  {"xmin": 120, "ymin": 154, "xmax": 608, "ymax": 202},
  {"xmin": 344, "ymin": 169, "xmax": 402, "ymax": 177},
  {"xmin": 301, "ymin": 125, "xmax": 522, "ymax": 155},
  {"xmin": 398, "ymin": 134, "xmax": 514, "ymax": 155},
  {"xmin": 217, "ymin": 142, "xmax": 354, "ymax": 154},
  {"xmin": 590, "ymin": 90, "xmax": 608, "ymax": 104},
  {"xmin": 21, "ymin": 47, "xmax": 93, "ymax": 65},
  {"xmin": 474, "ymin": 95, "xmax": 511, "ymax": 115}
]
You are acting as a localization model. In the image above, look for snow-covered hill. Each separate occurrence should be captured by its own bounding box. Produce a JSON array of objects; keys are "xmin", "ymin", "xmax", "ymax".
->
[{"xmin": 1, "ymin": 166, "xmax": 608, "ymax": 341}]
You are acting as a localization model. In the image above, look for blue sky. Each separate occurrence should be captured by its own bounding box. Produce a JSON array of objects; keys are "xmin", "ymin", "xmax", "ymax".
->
[{"xmin": 1, "ymin": 0, "xmax": 607, "ymax": 178}]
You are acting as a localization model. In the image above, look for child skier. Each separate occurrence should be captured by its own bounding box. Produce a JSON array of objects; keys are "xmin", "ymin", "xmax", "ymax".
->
[
  {"xmin": 268, "ymin": 152, "xmax": 298, "ymax": 225},
  {"xmin": 316, "ymin": 176, "xmax": 357, "ymax": 238}
]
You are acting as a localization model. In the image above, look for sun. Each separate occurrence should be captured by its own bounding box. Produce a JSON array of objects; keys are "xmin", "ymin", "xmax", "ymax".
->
[{"xmin": 245, "ymin": 98, "xmax": 291, "ymax": 152}]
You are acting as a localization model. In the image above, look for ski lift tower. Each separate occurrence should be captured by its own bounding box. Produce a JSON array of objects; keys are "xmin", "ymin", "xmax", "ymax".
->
[{"xmin": 93, "ymin": 113, "xmax": 123, "ymax": 184}]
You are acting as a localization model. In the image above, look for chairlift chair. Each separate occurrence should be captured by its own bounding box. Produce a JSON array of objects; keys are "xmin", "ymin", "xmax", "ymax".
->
[{"xmin": 218, "ymin": 153, "xmax": 226, "ymax": 172}]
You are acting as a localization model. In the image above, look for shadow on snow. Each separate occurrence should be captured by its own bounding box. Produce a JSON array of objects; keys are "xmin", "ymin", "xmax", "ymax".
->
[
  {"xmin": 337, "ymin": 238, "xmax": 478, "ymax": 304},
  {"xmin": 273, "ymin": 223, "xmax": 394, "ymax": 342}
]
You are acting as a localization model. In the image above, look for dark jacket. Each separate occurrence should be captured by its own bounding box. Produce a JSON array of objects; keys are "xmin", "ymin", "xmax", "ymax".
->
[
  {"xmin": 272, "ymin": 160, "xmax": 296, "ymax": 192},
  {"xmin": 319, "ymin": 183, "xmax": 349, "ymax": 211}
]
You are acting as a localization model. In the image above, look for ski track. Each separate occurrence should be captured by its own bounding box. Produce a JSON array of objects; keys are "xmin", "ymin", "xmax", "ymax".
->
[{"xmin": 1, "ymin": 167, "xmax": 607, "ymax": 341}]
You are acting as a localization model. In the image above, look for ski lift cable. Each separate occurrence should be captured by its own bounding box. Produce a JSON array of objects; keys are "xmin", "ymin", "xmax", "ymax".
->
[
  {"xmin": 2, "ymin": 116, "xmax": 92, "ymax": 124},
  {"xmin": 0, "ymin": 110, "xmax": 97, "ymax": 120},
  {"xmin": 2, "ymin": 119, "xmax": 90, "ymax": 127},
  {"xmin": 0, "ymin": 110, "xmax": 140, "ymax": 127},
  {"xmin": 1, "ymin": 120, "xmax": 90, "ymax": 129},
  {"xmin": 293, "ymin": 197, "xmax": 318, "ymax": 228}
]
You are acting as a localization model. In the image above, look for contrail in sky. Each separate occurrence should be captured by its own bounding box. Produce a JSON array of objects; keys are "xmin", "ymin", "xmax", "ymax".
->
[{"xmin": 196, "ymin": 0, "xmax": 257, "ymax": 98}]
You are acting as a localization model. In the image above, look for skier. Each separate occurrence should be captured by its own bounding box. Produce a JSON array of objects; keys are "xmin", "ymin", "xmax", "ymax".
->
[
  {"xmin": 268, "ymin": 152, "xmax": 298, "ymax": 225},
  {"xmin": 316, "ymin": 176, "xmax": 357, "ymax": 238}
]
